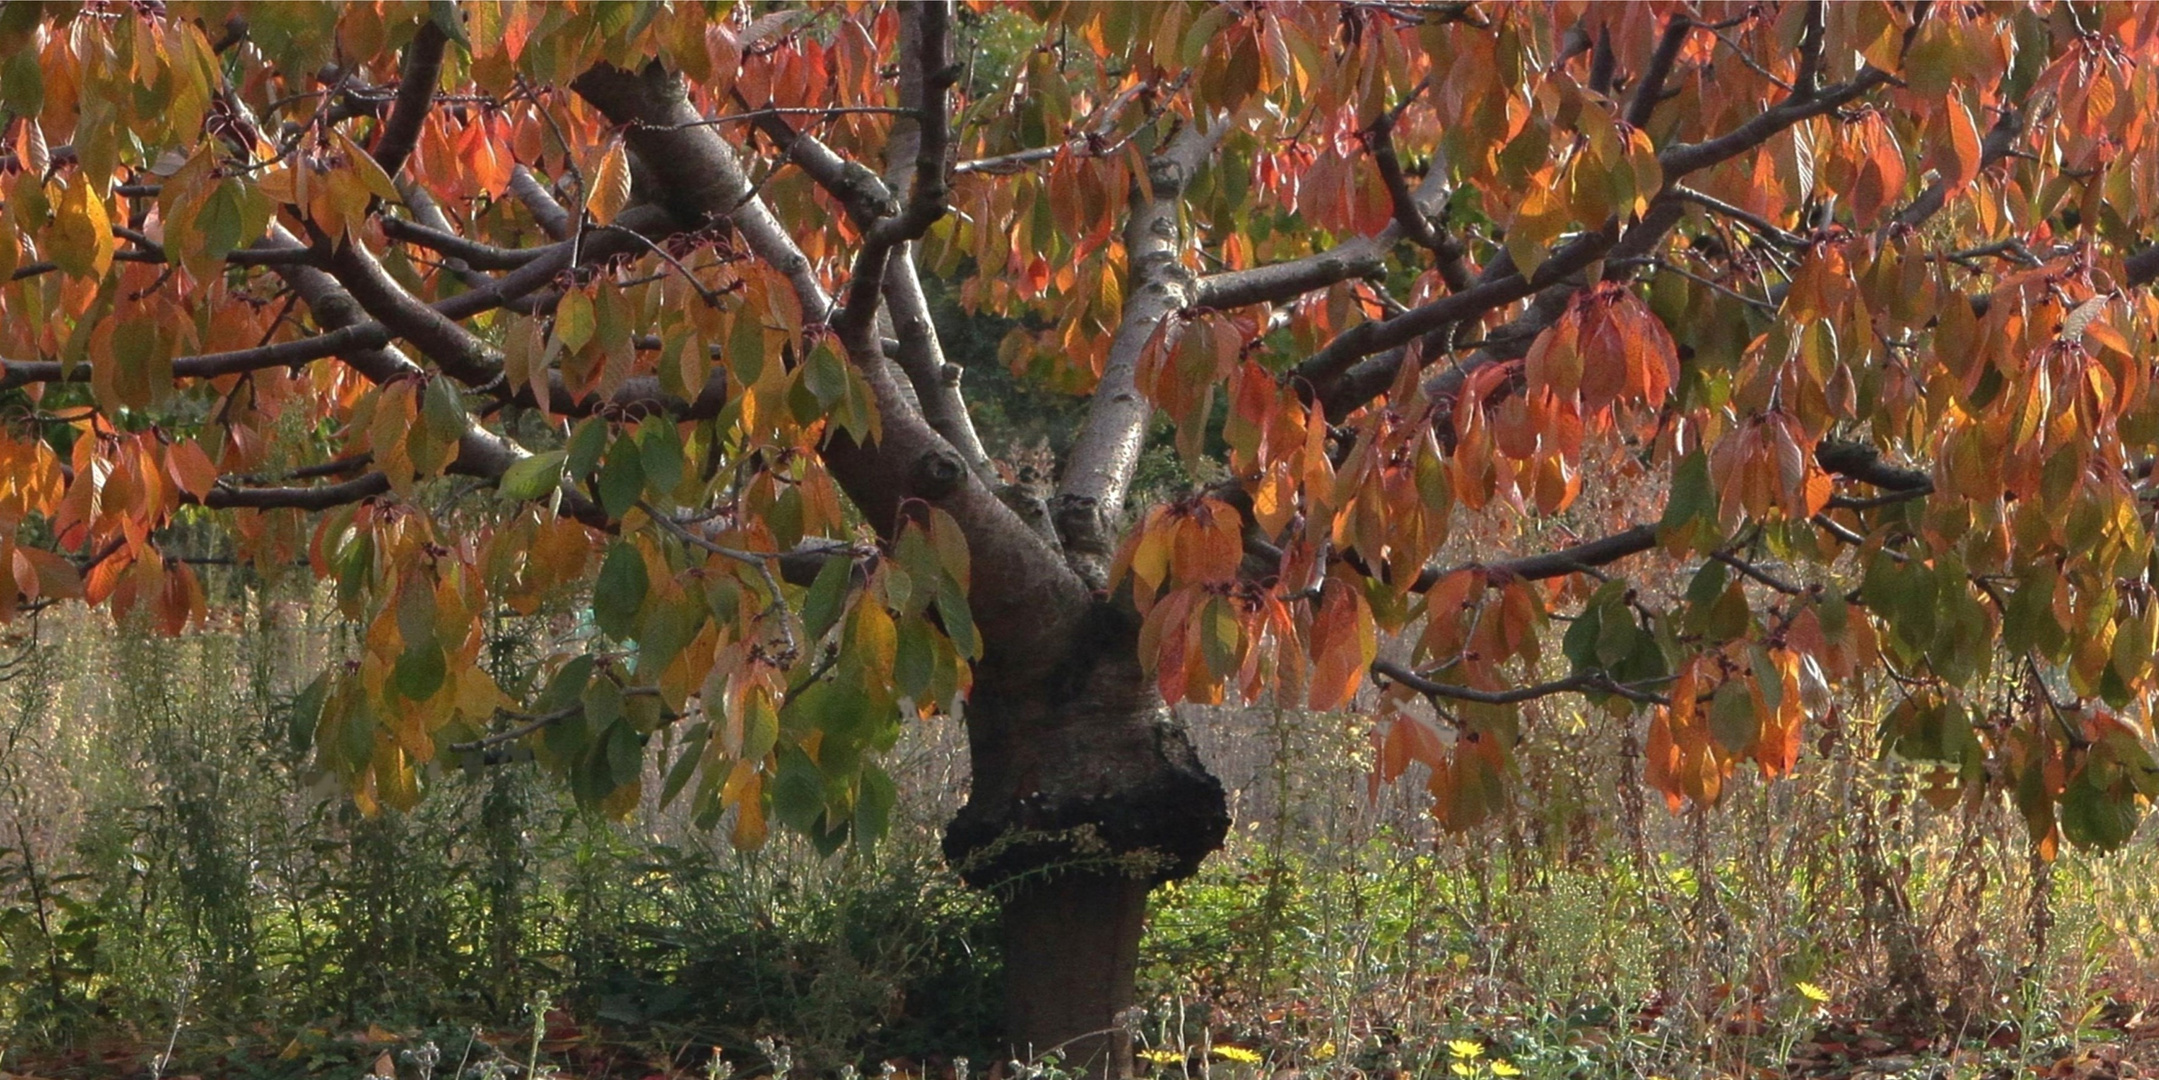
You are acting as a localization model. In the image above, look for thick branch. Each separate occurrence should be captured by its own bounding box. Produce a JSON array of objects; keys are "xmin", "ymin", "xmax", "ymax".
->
[
  {"xmin": 1625, "ymin": 15, "xmax": 1693, "ymax": 128},
  {"xmin": 1195, "ymin": 242, "xmax": 1390, "ymax": 312},
  {"xmin": 1659, "ymin": 67, "xmax": 1891, "ymax": 180},
  {"xmin": 573, "ymin": 58, "xmax": 1096, "ymax": 682},
  {"xmin": 1370, "ymin": 105, "xmax": 1440, "ymax": 252},
  {"xmin": 1815, "ymin": 438, "xmax": 1932, "ymax": 493},
  {"xmin": 508, "ymin": 165, "xmax": 573, "ymax": 240},
  {"xmin": 322, "ymin": 238, "xmax": 505, "ymax": 388},
  {"xmin": 1298, "ymin": 229, "xmax": 1610, "ymax": 413},
  {"xmin": 833, "ymin": 0, "xmax": 953, "ymax": 344},
  {"xmin": 1200, "ymin": 126, "xmax": 1452, "ymax": 311},
  {"xmin": 202, "ymin": 472, "xmax": 392, "ymax": 511},
  {"xmin": 2128, "ymin": 245, "xmax": 2159, "ymax": 289},
  {"xmin": 739, "ymin": 102, "xmax": 986, "ymax": 466},
  {"xmin": 265, "ymin": 227, "xmax": 535, "ymax": 486},
  {"xmin": 1055, "ymin": 121, "xmax": 1222, "ymax": 557},
  {"xmin": 884, "ymin": 251, "xmax": 992, "ymax": 475},
  {"xmin": 371, "ymin": 21, "xmax": 447, "ymax": 177},
  {"xmin": 1314, "ymin": 62, "xmax": 1896, "ymax": 421},
  {"xmin": 1485, "ymin": 524, "xmax": 1659, "ymax": 584},
  {"xmin": 381, "ymin": 215, "xmax": 548, "ymax": 271}
]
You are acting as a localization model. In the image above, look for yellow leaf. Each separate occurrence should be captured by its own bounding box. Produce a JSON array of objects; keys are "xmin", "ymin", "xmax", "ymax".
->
[
  {"xmin": 53, "ymin": 178, "xmax": 115, "ymax": 278},
  {"xmin": 334, "ymin": 129, "xmax": 403, "ymax": 203},
  {"xmin": 587, "ymin": 140, "xmax": 632, "ymax": 225}
]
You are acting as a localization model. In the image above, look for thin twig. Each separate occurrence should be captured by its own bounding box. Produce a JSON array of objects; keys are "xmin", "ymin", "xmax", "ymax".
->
[{"xmin": 1372, "ymin": 658, "xmax": 1674, "ymax": 707}]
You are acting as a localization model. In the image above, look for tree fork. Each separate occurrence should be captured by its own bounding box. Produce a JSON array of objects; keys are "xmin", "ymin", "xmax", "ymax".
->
[{"xmin": 572, "ymin": 51, "xmax": 1229, "ymax": 1072}]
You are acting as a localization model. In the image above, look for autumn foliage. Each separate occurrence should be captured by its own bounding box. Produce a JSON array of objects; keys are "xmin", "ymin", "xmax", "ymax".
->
[{"xmin": 2, "ymin": 0, "xmax": 2158, "ymax": 880}]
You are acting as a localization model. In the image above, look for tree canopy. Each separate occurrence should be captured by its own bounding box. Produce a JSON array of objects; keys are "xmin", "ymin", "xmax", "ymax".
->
[{"xmin": 3, "ymin": 0, "xmax": 2159, "ymax": 957}]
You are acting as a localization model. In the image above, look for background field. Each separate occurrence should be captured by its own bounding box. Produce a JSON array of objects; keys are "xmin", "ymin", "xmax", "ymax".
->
[{"xmin": 3, "ymin": 588, "xmax": 2155, "ymax": 1080}]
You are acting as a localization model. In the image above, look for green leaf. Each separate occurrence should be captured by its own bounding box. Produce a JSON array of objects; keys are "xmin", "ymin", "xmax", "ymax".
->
[
  {"xmin": 1, "ymin": 45, "xmax": 41, "ymax": 116},
  {"xmin": 597, "ymin": 437, "xmax": 646, "ymax": 520},
  {"xmin": 2060, "ymin": 773, "xmax": 2140, "ymax": 851},
  {"xmin": 937, "ymin": 577, "xmax": 981, "ymax": 660},
  {"xmin": 582, "ymin": 676, "xmax": 624, "ymax": 737},
  {"xmin": 635, "ymin": 590, "xmax": 707, "ymax": 677},
  {"xmin": 728, "ymin": 312, "xmax": 766, "ymax": 387},
  {"xmin": 289, "ymin": 671, "xmax": 331, "ymax": 753},
  {"xmin": 197, "ymin": 180, "xmax": 246, "ymax": 264},
  {"xmin": 593, "ymin": 542, "xmax": 650, "ymax": 640},
  {"xmin": 1562, "ymin": 599, "xmax": 1602, "ymax": 674},
  {"xmin": 638, "ymin": 416, "xmax": 685, "ymax": 500},
  {"xmin": 802, "ymin": 342, "xmax": 848, "ymax": 408},
  {"xmin": 1684, "ymin": 560, "xmax": 1728, "ymax": 616},
  {"xmin": 554, "ymin": 287, "xmax": 595, "ymax": 353},
  {"xmin": 605, "ymin": 721, "xmax": 646, "ymax": 788},
  {"xmin": 342, "ymin": 693, "xmax": 378, "ymax": 775},
  {"xmin": 1660, "ymin": 451, "xmax": 1713, "ymax": 537},
  {"xmin": 422, "ymin": 374, "xmax": 467, "ymax": 441},
  {"xmin": 1708, "ymin": 680, "xmax": 1757, "ymax": 754},
  {"xmin": 565, "ymin": 416, "xmax": 609, "ymax": 479},
  {"xmin": 853, "ymin": 764, "xmax": 896, "ymax": 850},
  {"xmin": 801, "ymin": 554, "xmax": 851, "ymax": 645},
  {"xmin": 742, "ymin": 689, "xmax": 779, "ymax": 761},
  {"xmin": 768, "ymin": 485, "xmax": 804, "ymax": 550},
  {"xmin": 534, "ymin": 656, "xmax": 595, "ymax": 721},
  {"xmin": 499, "ymin": 450, "xmax": 568, "ymax": 501},
  {"xmin": 894, "ymin": 617, "xmax": 934, "ymax": 701},
  {"xmin": 1594, "ymin": 595, "xmax": 1637, "ymax": 668},
  {"xmin": 770, "ymin": 745, "xmax": 827, "ymax": 835},
  {"xmin": 393, "ymin": 639, "xmax": 447, "ymax": 701},
  {"xmin": 1199, "ymin": 596, "xmax": 1238, "ymax": 677},
  {"xmin": 1748, "ymin": 647, "xmax": 1782, "ymax": 714},
  {"xmin": 659, "ymin": 723, "xmax": 708, "ymax": 809}
]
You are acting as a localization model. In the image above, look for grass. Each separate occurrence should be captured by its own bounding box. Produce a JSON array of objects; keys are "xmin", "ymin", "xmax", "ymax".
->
[{"xmin": 1, "ymin": 595, "xmax": 2156, "ymax": 1079}]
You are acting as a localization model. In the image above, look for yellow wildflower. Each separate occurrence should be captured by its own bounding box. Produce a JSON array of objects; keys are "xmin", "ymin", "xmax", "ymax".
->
[
  {"xmin": 1796, "ymin": 981, "xmax": 1831, "ymax": 1004},
  {"xmin": 1446, "ymin": 1040, "xmax": 1484, "ymax": 1060},
  {"xmin": 1140, "ymin": 1050, "xmax": 1185, "ymax": 1065},
  {"xmin": 1490, "ymin": 1061, "xmax": 1521, "ymax": 1077},
  {"xmin": 1212, "ymin": 1047, "xmax": 1263, "ymax": 1065},
  {"xmin": 1312, "ymin": 1042, "xmax": 1337, "ymax": 1062}
]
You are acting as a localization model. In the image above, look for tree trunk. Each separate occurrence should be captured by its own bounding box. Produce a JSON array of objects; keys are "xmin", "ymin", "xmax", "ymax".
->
[
  {"xmin": 568, "ymin": 59, "xmax": 1231, "ymax": 1075},
  {"xmin": 1000, "ymin": 875, "xmax": 1150, "ymax": 1074},
  {"xmin": 945, "ymin": 603, "xmax": 1229, "ymax": 1078}
]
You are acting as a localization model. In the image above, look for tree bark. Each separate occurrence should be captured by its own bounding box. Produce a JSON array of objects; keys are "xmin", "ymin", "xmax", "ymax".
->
[
  {"xmin": 1000, "ymin": 875, "xmax": 1150, "ymax": 1073},
  {"xmin": 947, "ymin": 603, "xmax": 1227, "ymax": 1079}
]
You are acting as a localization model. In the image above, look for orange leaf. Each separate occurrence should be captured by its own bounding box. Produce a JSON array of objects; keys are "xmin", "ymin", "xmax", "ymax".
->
[
  {"xmin": 1308, "ymin": 577, "xmax": 1376, "ymax": 711},
  {"xmin": 166, "ymin": 439, "xmax": 219, "ymax": 502},
  {"xmin": 586, "ymin": 140, "xmax": 633, "ymax": 225}
]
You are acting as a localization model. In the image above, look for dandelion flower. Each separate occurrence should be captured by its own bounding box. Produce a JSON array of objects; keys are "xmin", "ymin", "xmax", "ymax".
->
[
  {"xmin": 1446, "ymin": 1040, "xmax": 1484, "ymax": 1060},
  {"xmin": 1212, "ymin": 1047, "xmax": 1263, "ymax": 1065},
  {"xmin": 1313, "ymin": 1042, "xmax": 1337, "ymax": 1062},
  {"xmin": 1796, "ymin": 981, "xmax": 1831, "ymax": 1004},
  {"xmin": 1140, "ymin": 1050, "xmax": 1185, "ymax": 1066},
  {"xmin": 1490, "ymin": 1061, "xmax": 1521, "ymax": 1077}
]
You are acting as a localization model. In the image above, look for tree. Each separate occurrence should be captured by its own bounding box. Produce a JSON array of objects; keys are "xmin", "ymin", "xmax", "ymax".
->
[{"xmin": 5, "ymin": 0, "xmax": 2159, "ymax": 1070}]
